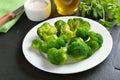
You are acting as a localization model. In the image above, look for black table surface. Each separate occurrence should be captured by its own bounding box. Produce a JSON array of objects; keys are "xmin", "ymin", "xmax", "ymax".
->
[{"xmin": 0, "ymin": 1, "xmax": 120, "ymax": 80}]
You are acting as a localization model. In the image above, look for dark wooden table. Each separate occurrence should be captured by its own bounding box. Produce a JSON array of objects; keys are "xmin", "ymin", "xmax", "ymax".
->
[{"xmin": 0, "ymin": 1, "xmax": 120, "ymax": 80}]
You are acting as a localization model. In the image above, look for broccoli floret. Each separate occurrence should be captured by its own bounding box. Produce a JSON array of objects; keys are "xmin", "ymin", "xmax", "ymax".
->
[
  {"xmin": 67, "ymin": 18, "xmax": 91, "ymax": 32},
  {"xmin": 37, "ymin": 22, "xmax": 57, "ymax": 41},
  {"xmin": 86, "ymin": 41, "xmax": 99, "ymax": 53},
  {"xmin": 69, "ymin": 37, "xmax": 84, "ymax": 45},
  {"xmin": 40, "ymin": 35, "xmax": 68, "ymax": 53},
  {"xmin": 61, "ymin": 23, "xmax": 74, "ymax": 39},
  {"xmin": 95, "ymin": 33, "xmax": 103, "ymax": 47},
  {"xmin": 67, "ymin": 38, "xmax": 92, "ymax": 60},
  {"xmin": 55, "ymin": 20, "xmax": 66, "ymax": 36},
  {"xmin": 32, "ymin": 38, "xmax": 49, "ymax": 53},
  {"xmin": 60, "ymin": 34, "xmax": 68, "ymax": 43},
  {"xmin": 76, "ymin": 27, "xmax": 89, "ymax": 41},
  {"xmin": 32, "ymin": 38, "xmax": 44, "ymax": 49},
  {"xmin": 56, "ymin": 35, "xmax": 68, "ymax": 49},
  {"xmin": 55, "ymin": 20, "xmax": 74, "ymax": 40},
  {"xmin": 87, "ymin": 46, "xmax": 93, "ymax": 57},
  {"xmin": 41, "ymin": 44, "xmax": 48, "ymax": 53},
  {"xmin": 86, "ymin": 31, "xmax": 103, "ymax": 52},
  {"xmin": 40, "ymin": 38, "xmax": 56, "ymax": 53},
  {"xmin": 46, "ymin": 39, "xmax": 56, "ymax": 49},
  {"xmin": 47, "ymin": 47, "xmax": 67, "ymax": 65}
]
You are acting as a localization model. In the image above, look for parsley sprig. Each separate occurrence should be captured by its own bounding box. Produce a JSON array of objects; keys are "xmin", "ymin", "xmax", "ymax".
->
[{"xmin": 79, "ymin": 0, "xmax": 120, "ymax": 28}]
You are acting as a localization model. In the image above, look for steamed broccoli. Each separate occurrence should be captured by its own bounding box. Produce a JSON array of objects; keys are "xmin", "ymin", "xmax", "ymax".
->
[
  {"xmin": 32, "ymin": 38, "xmax": 44, "ymax": 49},
  {"xmin": 40, "ymin": 44, "xmax": 48, "ymax": 53},
  {"xmin": 55, "ymin": 20, "xmax": 74, "ymax": 40},
  {"xmin": 54, "ymin": 20, "xmax": 66, "ymax": 36},
  {"xmin": 86, "ymin": 31, "xmax": 103, "ymax": 52},
  {"xmin": 47, "ymin": 47, "xmax": 67, "ymax": 65},
  {"xmin": 40, "ymin": 35, "xmax": 68, "ymax": 53},
  {"xmin": 31, "ymin": 38, "xmax": 48, "ymax": 53},
  {"xmin": 76, "ymin": 27, "xmax": 89, "ymax": 41},
  {"xmin": 37, "ymin": 22, "xmax": 57, "ymax": 41},
  {"xmin": 67, "ymin": 18, "xmax": 91, "ymax": 32},
  {"xmin": 67, "ymin": 37, "xmax": 92, "ymax": 60},
  {"xmin": 46, "ymin": 39, "xmax": 56, "ymax": 48},
  {"xmin": 32, "ymin": 18, "xmax": 104, "ymax": 65},
  {"xmin": 56, "ymin": 35, "xmax": 68, "ymax": 49},
  {"xmin": 39, "ymin": 37, "xmax": 57, "ymax": 53},
  {"xmin": 69, "ymin": 37, "xmax": 84, "ymax": 45}
]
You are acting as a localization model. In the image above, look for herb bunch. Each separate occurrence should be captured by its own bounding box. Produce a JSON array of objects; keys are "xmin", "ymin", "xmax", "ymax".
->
[{"xmin": 79, "ymin": 0, "xmax": 120, "ymax": 28}]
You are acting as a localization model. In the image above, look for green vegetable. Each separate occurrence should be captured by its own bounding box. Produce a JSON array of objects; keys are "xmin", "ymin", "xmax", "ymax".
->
[
  {"xmin": 37, "ymin": 22, "xmax": 57, "ymax": 41},
  {"xmin": 56, "ymin": 35, "xmax": 68, "ymax": 49},
  {"xmin": 80, "ymin": 1, "xmax": 103, "ymax": 19},
  {"xmin": 31, "ymin": 38, "xmax": 48, "ymax": 53},
  {"xmin": 32, "ymin": 38, "xmax": 43, "ymax": 49},
  {"xmin": 67, "ymin": 18, "xmax": 90, "ymax": 32},
  {"xmin": 86, "ymin": 41, "xmax": 100, "ymax": 53},
  {"xmin": 69, "ymin": 37, "xmax": 84, "ymax": 45},
  {"xmin": 67, "ymin": 37, "xmax": 92, "ymax": 60},
  {"xmin": 38, "ymin": 35, "xmax": 68, "ymax": 53},
  {"xmin": 76, "ymin": 27, "xmax": 89, "ymax": 41},
  {"xmin": 86, "ymin": 31, "xmax": 103, "ymax": 52},
  {"xmin": 54, "ymin": 20, "xmax": 66, "ymax": 36},
  {"xmin": 99, "ymin": 19, "xmax": 112, "ymax": 29},
  {"xmin": 46, "ymin": 39, "xmax": 56, "ymax": 49},
  {"xmin": 47, "ymin": 47, "xmax": 67, "ymax": 65},
  {"xmin": 79, "ymin": 0, "xmax": 120, "ymax": 28},
  {"xmin": 55, "ymin": 20, "xmax": 74, "ymax": 40},
  {"xmin": 110, "ymin": 4, "xmax": 120, "ymax": 24},
  {"xmin": 32, "ymin": 18, "xmax": 104, "ymax": 65},
  {"xmin": 40, "ymin": 38, "xmax": 57, "ymax": 53}
]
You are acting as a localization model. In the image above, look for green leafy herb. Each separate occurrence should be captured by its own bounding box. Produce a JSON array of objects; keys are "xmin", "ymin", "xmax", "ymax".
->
[
  {"xmin": 99, "ymin": 19, "xmax": 112, "ymax": 29},
  {"xmin": 79, "ymin": 0, "xmax": 120, "ymax": 28}
]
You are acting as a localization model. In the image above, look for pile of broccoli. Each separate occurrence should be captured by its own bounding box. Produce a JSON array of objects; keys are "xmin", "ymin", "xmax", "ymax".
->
[{"xmin": 32, "ymin": 18, "xmax": 103, "ymax": 65}]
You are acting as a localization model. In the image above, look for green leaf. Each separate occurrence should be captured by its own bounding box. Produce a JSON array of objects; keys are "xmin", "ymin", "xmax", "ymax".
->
[
  {"xmin": 93, "ymin": 8, "xmax": 98, "ymax": 19},
  {"xmin": 99, "ymin": 19, "xmax": 112, "ymax": 28},
  {"xmin": 79, "ymin": 0, "xmax": 120, "ymax": 28}
]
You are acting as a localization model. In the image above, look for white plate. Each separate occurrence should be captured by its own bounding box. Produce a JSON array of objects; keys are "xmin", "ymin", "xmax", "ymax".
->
[{"xmin": 22, "ymin": 16, "xmax": 113, "ymax": 74}]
